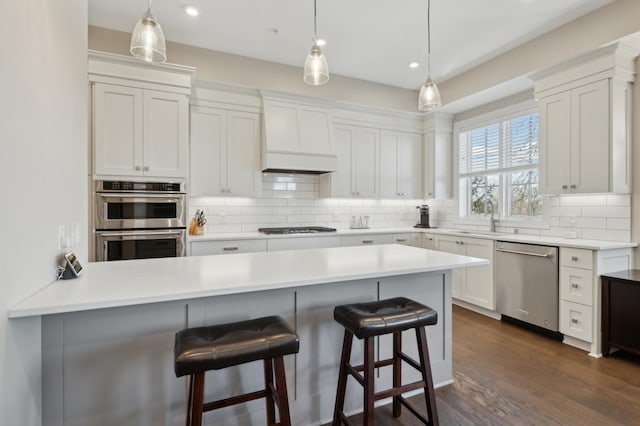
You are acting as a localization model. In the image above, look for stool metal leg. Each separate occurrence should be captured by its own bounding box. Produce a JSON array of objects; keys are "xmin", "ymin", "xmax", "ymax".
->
[
  {"xmin": 191, "ymin": 372, "xmax": 205, "ymax": 426},
  {"xmin": 392, "ymin": 331, "xmax": 402, "ymax": 417},
  {"xmin": 416, "ymin": 327, "xmax": 439, "ymax": 426},
  {"xmin": 264, "ymin": 358, "xmax": 276, "ymax": 425},
  {"xmin": 274, "ymin": 356, "xmax": 292, "ymax": 426},
  {"xmin": 363, "ymin": 336, "xmax": 375, "ymax": 426},
  {"xmin": 332, "ymin": 330, "xmax": 353, "ymax": 425}
]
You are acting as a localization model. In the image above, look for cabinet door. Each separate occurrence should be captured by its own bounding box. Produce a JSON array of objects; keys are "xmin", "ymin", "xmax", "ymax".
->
[
  {"xmin": 93, "ymin": 83, "xmax": 143, "ymax": 176},
  {"xmin": 226, "ymin": 111, "xmax": 261, "ymax": 196},
  {"xmin": 423, "ymin": 233, "xmax": 436, "ymax": 250},
  {"xmin": 379, "ymin": 131, "xmax": 400, "ymax": 198},
  {"xmin": 539, "ymin": 91, "xmax": 571, "ymax": 194},
  {"xmin": 571, "ymin": 80, "xmax": 610, "ymax": 193},
  {"xmin": 143, "ymin": 90, "xmax": 188, "ymax": 178},
  {"xmin": 324, "ymin": 126, "xmax": 355, "ymax": 197},
  {"xmin": 190, "ymin": 106, "xmax": 226, "ymax": 196},
  {"xmin": 461, "ymin": 238, "xmax": 494, "ymax": 310},
  {"xmin": 398, "ymin": 133, "xmax": 422, "ymax": 198},
  {"xmin": 435, "ymin": 236, "xmax": 464, "ymax": 298},
  {"xmin": 353, "ymin": 128, "xmax": 379, "ymax": 197}
]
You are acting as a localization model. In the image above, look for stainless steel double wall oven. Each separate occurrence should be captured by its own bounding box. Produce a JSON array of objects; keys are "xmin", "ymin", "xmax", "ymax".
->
[{"xmin": 93, "ymin": 180, "xmax": 186, "ymax": 261}]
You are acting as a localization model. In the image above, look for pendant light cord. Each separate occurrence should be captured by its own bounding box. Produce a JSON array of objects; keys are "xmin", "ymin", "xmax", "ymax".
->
[
  {"xmin": 314, "ymin": 0, "xmax": 318, "ymax": 39},
  {"xmin": 427, "ymin": 0, "xmax": 432, "ymax": 77}
]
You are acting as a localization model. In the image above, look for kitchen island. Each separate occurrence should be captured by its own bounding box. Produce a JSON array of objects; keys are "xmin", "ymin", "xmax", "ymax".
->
[{"xmin": 10, "ymin": 244, "xmax": 486, "ymax": 426}]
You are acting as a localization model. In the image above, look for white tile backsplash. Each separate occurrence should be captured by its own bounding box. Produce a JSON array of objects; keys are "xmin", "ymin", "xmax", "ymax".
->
[
  {"xmin": 190, "ymin": 173, "xmax": 422, "ymax": 234},
  {"xmin": 190, "ymin": 174, "xmax": 631, "ymax": 242}
]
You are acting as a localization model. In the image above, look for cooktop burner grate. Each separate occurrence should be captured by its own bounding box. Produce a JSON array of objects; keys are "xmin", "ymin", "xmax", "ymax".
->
[{"xmin": 258, "ymin": 226, "xmax": 337, "ymax": 235}]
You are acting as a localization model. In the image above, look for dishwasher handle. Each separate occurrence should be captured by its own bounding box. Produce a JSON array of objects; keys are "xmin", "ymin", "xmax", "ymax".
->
[{"xmin": 496, "ymin": 248, "xmax": 553, "ymax": 258}]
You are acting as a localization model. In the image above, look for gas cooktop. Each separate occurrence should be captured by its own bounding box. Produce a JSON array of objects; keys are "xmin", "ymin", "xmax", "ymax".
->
[{"xmin": 258, "ymin": 226, "xmax": 337, "ymax": 235}]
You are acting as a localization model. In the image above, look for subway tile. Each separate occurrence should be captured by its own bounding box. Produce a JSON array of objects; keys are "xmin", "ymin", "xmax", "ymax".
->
[
  {"xmin": 607, "ymin": 194, "xmax": 631, "ymax": 207},
  {"xmin": 581, "ymin": 229, "xmax": 630, "ymax": 242},
  {"xmin": 576, "ymin": 217, "xmax": 606, "ymax": 229},
  {"xmin": 581, "ymin": 206, "xmax": 630, "ymax": 218},
  {"xmin": 606, "ymin": 218, "xmax": 631, "ymax": 230},
  {"xmin": 558, "ymin": 194, "xmax": 606, "ymax": 207}
]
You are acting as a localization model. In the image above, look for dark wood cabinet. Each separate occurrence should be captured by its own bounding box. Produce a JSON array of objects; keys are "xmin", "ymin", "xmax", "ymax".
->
[{"xmin": 601, "ymin": 270, "xmax": 640, "ymax": 357}]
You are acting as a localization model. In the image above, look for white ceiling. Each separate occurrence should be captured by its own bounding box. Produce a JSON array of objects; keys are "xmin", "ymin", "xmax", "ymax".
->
[{"xmin": 89, "ymin": 0, "xmax": 614, "ymax": 91}]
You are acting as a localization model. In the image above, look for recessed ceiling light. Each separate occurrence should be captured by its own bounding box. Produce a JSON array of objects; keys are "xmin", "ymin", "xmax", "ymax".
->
[
  {"xmin": 408, "ymin": 61, "xmax": 420, "ymax": 69},
  {"xmin": 316, "ymin": 38, "xmax": 327, "ymax": 47},
  {"xmin": 185, "ymin": 6, "xmax": 199, "ymax": 17}
]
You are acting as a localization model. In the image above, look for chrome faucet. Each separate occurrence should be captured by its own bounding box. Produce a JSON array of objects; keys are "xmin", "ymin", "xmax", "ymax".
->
[{"xmin": 485, "ymin": 198, "xmax": 498, "ymax": 233}]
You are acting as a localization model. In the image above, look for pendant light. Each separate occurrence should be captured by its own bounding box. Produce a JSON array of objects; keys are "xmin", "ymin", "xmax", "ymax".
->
[
  {"xmin": 418, "ymin": 0, "xmax": 441, "ymax": 112},
  {"xmin": 304, "ymin": 0, "xmax": 329, "ymax": 85},
  {"xmin": 130, "ymin": 0, "xmax": 167, "ymax": 63}
]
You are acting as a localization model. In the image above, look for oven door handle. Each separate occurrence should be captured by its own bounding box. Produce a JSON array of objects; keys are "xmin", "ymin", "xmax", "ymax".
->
[
  {"xmin": 97, "ymin": 193, "xmax": 185, "ymax": 199},
  {"xmin": 98, "ymin": 230, "xmax": 185, "ymax": 240}
]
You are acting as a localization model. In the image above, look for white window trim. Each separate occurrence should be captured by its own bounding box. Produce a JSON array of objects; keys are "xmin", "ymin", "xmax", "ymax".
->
[{"xmin": 453, "ymin": 99, "xmax": 549, "ymax": 228}]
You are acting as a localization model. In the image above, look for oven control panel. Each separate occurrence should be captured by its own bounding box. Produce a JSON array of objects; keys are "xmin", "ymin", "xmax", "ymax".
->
[{"xmin": 97, "ymin": 180, "xmax": 185, "ymax": 193}]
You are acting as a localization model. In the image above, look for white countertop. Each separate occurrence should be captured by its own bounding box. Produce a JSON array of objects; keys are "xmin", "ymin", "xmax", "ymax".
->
[
  {"xmin": 188, "ymin": 227, "xmax": 638, "ymax": 250},
  {"xmin": 9, "ymin": 244, "xmax": 487, "ymax": 319}
]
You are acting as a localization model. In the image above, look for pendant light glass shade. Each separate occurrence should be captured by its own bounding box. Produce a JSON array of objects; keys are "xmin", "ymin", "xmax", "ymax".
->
[
  {"xmin": 418, "ymin": 0, "xmax": 440, "ymax": 112},
  {"xmin": 418, "ymin": 78, "xmax": 441, "ymax": 112},
  {"xmin": 304, "ymin": 0, "xmax": 329, "ymax": 85},
  {"xmin": 130, "ymin": 7, "xmax": 167, "ymax": 63},
  {"xmin": 304, "ymin": 42, "xmax": 329, "ymax": 85}
]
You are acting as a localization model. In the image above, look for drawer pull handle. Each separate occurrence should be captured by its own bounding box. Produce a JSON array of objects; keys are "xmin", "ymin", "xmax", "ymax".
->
[
  {"xmin": 223, "ymin": 246, "xmax": 239, "ymax": 251},
  {"xmin": 571, "ymin": 283, "xmax": 579, "ymax": 289},
  {"xmin": 396, "ymin": 239, "xmax": 407, "ymax": 242},
  {"xmin": 571, "ymin": 256, "xmax": 579, "ymax": 261},
  {"xmin": 571, "ymin": 318, "xmax": 579, "ymax": 324},
  {"xmin": 562, "ymin": 185, "xmax": 568, "ymax": 190},
  {"xmin": 362, "ymin": 240, "xmax": 373, "ymax": 244}
]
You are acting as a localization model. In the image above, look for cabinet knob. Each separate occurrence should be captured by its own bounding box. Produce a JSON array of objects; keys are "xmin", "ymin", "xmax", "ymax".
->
[
  {"xmin": 396, "ymin": 239, "xmax": 407, "ymax": 242},
  {"xmin": 571, "ymin": 283, "xmax": 579, "ymax": 289},
  {"xmin": 428, "ymin": 192, "xmax": 433, "ymax": 196},
  {"xmin": 144, "ymin": 166, "xmax": 149, "ymax": 172},
  {"xmin": 562, "ymin": 185, "xmax": 568, "ymax": 190},
  {"xmin": 571, "ymin": 318, "xmax": 579, "ymax": 324},
  {"xmin": 223, "ymin": 246, "xmax": 239, "ymax": 251},
  {"xmin": 570, "ymin": 184, "xmax": 577, "ymax": 189},
  {"xmin": 227, "ymin": 188, "xmax": 232, "ymax": 193},
  {"xmin": 135, "ymin": 166, "xmax": 141, "ymax": 171},
  {"xmin": 571, "ymin": 256, "xmax": 578, "ymax": 261},
  {"xmin": 221, "ymin": 189, "xmax": 226, "ymax": 193},
  {"xmin": 362, "ymin": 240, "xmax": 373, "ymax": 244}
]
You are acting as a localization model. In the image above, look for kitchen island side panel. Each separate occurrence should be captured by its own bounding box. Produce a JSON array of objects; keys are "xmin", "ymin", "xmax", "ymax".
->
[{"xmin": 42, "ymin": 272, "xmax": 451, "ymax": 426}]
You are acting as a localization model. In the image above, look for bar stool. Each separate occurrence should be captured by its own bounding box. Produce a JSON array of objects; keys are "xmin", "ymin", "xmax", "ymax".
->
[
  {"xmin": 174, "ymin": 315, "xmax": 299, "ymax": 426},
  {"xmin": 332, "ymin": 297, "xmax": 439, "ymax": 426}
]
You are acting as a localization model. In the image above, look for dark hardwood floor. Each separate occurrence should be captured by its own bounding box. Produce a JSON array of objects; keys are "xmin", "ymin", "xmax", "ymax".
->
[{"xmin": 328, "ymin": 305, "xmax": 640, "ymax": 425}]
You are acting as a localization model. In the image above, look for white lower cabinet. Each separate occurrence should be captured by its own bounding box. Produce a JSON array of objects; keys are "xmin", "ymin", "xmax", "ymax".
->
[
  {"xmin": 434, "ymin": 235, "xmax": 494, "ymax": 310},
  {"xmin": 557, "ymin": 246, "xmax": 633, "ymax": 355},
  {"xmin": 340, "ymin": 234, "xmax": 393, "ymax": 247},
  {"xmin": 391, "ymin": 233, "xmax": 422, "ymax": 247},
  {"xmin": 422, "ymin": 233, "xmax": 436, "ymax": 250},
  {"xmin": 190, "ymin": 239, "xmax": 266, "ymax": 256},
  {"xmin": 560, "ymin": 300, "xmax": 593, "ymax": 342},
  {"xmin": 267, "ymin": 236, "xmax": 341, "ymax": 251}
]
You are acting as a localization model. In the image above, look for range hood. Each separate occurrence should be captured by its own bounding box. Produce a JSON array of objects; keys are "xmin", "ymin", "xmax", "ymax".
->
[{"xmin": 262, "ymin": 93, "xmax": 337, "ymax": 174}]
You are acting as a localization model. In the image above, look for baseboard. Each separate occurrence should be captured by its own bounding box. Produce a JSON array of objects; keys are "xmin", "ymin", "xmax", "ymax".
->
[{"xmin": 452, "ymin": 299, "xmax": 501, "ymax": 320}]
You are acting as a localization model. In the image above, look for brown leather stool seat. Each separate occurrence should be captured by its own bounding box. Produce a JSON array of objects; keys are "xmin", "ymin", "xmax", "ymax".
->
[
  {"xmin": 174, "ymin": 315, "xmax": 299, "ymax": 426},
  {"xmin": 332, "ymin": 297, "xmax": 439, "ymax": 426}
]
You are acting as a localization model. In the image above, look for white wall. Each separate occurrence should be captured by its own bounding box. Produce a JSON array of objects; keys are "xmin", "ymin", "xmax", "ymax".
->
[{"xmin": 0, "ymin": 1, "xmax": 88, "ymax": 424}]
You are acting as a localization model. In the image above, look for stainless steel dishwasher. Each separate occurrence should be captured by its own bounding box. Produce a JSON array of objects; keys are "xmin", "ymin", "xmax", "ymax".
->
[{"xmin": 495, "ymin": 241, "xmax": 559, "ymax": 332}]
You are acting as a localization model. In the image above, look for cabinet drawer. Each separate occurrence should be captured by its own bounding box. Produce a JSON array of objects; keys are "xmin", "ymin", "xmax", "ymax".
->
[
  {"xmin": 267, "ymin": 236, "xmax": 341, "ymax": 251},
  {"xmin": 560, "ymin": 266, "xmax": 593, "ymax": 306},
  {"xmin": 560, "ymin": 300, "xmax": 593, "ymax": 342},
  {"xmin": 560, "ymin": 248, "xmax": 593, "ymax": 270},
  {"xmin": 340, "ymin": 234, "xmax": 393, "ymax": 247},
  {"xmin": 422, "ymin": 234, "xmax": 436, "ymax": 250},
  {"xmin": 391, "ymin": 233, "xmax": 421, "ymax": 247},
  {"xmin": 190, "ymin": 239, "xmax": 266, "ymax": 256}
]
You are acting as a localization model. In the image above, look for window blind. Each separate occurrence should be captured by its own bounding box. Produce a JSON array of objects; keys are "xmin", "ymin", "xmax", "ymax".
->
[{"xmin": 459, "ymin": 113, "xmax": 539, "ymax": 176}]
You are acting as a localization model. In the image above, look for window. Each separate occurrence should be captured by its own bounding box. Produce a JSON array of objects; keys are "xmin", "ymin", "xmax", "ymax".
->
[{"xmin": 458, "ymin": 111, "xmax": 542, "ymax": 219}]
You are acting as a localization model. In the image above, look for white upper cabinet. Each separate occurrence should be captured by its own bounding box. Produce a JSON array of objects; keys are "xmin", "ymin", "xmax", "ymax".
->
[
  {"xmin": 320, "ymin": 125, "xmax": 379, "ymax": 198},
  {"xmin": 423, "ymin": 113, "xmax": 453, "ymax": 200},
  {"xmin": 143, "ymin": 90, "xmax": 188, "ymax": 178},
  {"xmin": 190, "ymin": 106, "xmax": 261, "ymax": 197},
  {"xmin": 89, "ymin": 51, "xmax": 194, "ymax": 179},
  {"xmin": 379, "ymin": 130, "xmax": 422, "ymax": 198},
  {"xmin": 93, "ymin": 84, "xmax": 144, "ymax": 176},
  {"xmin": 533, "ymin": 43, "xmax": 636, "ymax": 194}
]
